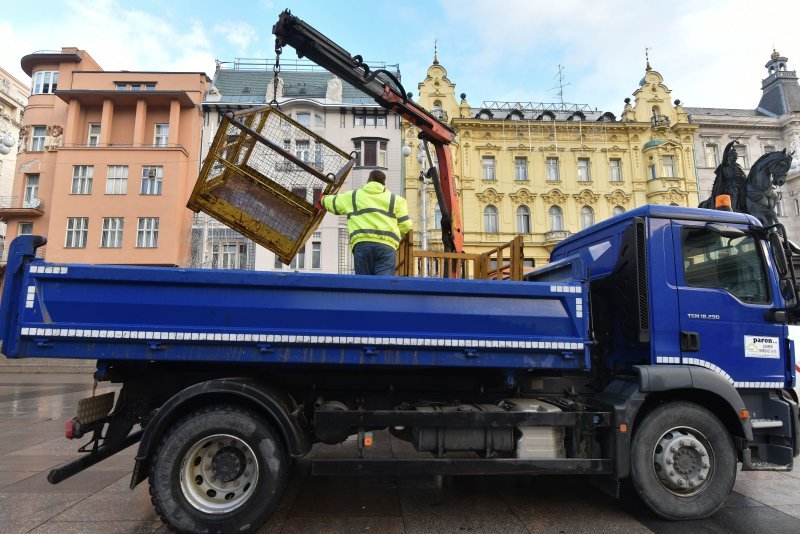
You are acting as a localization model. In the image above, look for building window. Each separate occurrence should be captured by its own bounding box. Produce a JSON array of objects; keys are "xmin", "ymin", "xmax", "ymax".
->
[
  {"xmin": 609, "ymin": 158, "xmax": 622, "ymax": 182},
  {"xmin": 483, "ymin": 205, "xmax": 499, "ymax": 233},
  {"xmin": 31, "ymin": 126, "xmax": 46, "ymax": 151},
  {"xmin": 736, "ymin": 145, "xmax": 749, "ymax": 168},
  {"xmin": 87, "ymin": 123, "xmax": 101, "ymax": 146},
  {"xmin": 549, "ymin": 206, "xmax": 563, "ymax": 231},
  {"xmin": 295, "ymin": 112, "xmax": 311, "ymax": 127},
  {"xmin": 65, "ymin": 217, "xmax": 88, "ymax": 248},
  {"xmin": 795, "ymin": 198, "xmax": 800, "ymax": 217},
  {"xmin": 312, "ymin": 242, "xmax": 321, "ymax": 269},
  {"xmin": 354, "ymin": 115, "xmax": 365, "ymax": 127},
  {"xmin": 290, "ymin": 245, "xmax": 306, "ymax": 269},
  {"xmin": 648, "ymin": 164, "xmax": 657, "ymax": 180},
  {"xmin": 71, "ymin": 165, "xmax": 93, "ymax": 195},
  {"xmin": 101, "ymin": 217, "xmax": 124, "ymax": 248},
  {"xmin": 433, "ymin": 202, "xmax": 442, "ymax": 230},
  {"xmin": 612, "ymin": 206, "xmax": 625, "ymax": 217},
  {"xmin": 137, "ymin": 217, "xmax": 159, "ymax": 248},
  {"xmin": 106, "ymin": 165, "xmax": 128, "ymax": 194},
  {"xmin": 577, "ymin": 158, "xmax": 591, "ymax": 182},
  {"xmin": 18, "ymin": 222, "xmax": 34, "ymax": 236},
  {"xmin": 777, "ymin": 198, "xmax": 785, "ymax": 217},
  {"xmin": 516, "ymin": 205, "xmax": 531, "ymax": 234},
  {"xmin": 663, "ymin": 155, "xmax": 675, "ymax": 178},
  {"xmin": 211, "ymin": 243, "xmax": 242, "ymax": 269},
  {"xmin": 24, "ymin": 174, "xmax": 39, "ymax": 207},
  {"xmin": 274, "ymin": 255, "xmax": 283, "ymax": 269},
  {"xmin": 580, "ymin": 206, "xmax": 595, "ymax": 229},
  {"xmin": 365, "ymin": 115, "xmax": 376, "ymax": 127},
  {"xmin": 514, "ymin": 157, "xmax": 528, "ymax": 181},
  {"xmin": 315, "ymin": 114, "xmax": 325, "ymax": 127},
  {"xmin": 296, "ymin": 140, "xmax": 311, "ymax": 163},
  {"xmin": 353, "ymin": 139, "xmax": 387, "ymax": 167},
  {"xmin": 376, "ymin": 115, "xmax": 387, "ymax": 126},
  {"xmin": 704, "ymin": 144, "xmax": 718, "ymax": 167},
  {"xmin": 763, "ymin": 144, "xmax": 775, "ymax": 155},
  {"xmin": 546, "ymin": 158, "xmax": 560, "ymax": 181},
  {"xmin": 144, "ymin": 83, "xmax": 156, "ymax": 91},
  {"xmin": 482, "ymin": 157, "xmax": 496, "ymax": 180},
  {"xmin": 141, "ymin": 166, "xmax": 163, "ymax": 195},
  {"xmin": 116, "ymin": 83, "xmax": 128, "ymax": 91},
  {"xmin": 31, "ymin": 71, "xmax": 58, "ymax": 95},
  {"xmin": 154, "ymin": 124, "xmax": 169, "ymax": 147}
]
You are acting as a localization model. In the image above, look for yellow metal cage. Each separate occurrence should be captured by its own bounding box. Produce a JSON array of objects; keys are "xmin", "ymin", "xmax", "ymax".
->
[{"xmin": 188, "ymin": 106, "xmax": 356, "ymax": 264}]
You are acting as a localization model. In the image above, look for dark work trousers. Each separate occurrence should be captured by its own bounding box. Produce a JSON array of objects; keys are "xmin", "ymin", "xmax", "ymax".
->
[{"xmin": 352, "ymin": 241, "xmax": 396, "ymax": 276}]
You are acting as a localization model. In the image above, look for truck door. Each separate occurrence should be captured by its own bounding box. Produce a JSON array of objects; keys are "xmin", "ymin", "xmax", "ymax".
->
[{"xmin": 673, "ymin": 222, "xmax": 788, "ymax": 387}]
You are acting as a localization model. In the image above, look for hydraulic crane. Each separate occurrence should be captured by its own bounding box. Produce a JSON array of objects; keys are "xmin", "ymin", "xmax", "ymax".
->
[{"xmin": 273, "ymin": 9, "xmax": 464, "ymax": 253}]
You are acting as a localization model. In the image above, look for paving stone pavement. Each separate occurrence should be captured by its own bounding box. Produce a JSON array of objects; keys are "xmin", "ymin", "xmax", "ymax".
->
[{"xmin": 1, "ymin": 372, "xmax": 800, "ymax": 533}]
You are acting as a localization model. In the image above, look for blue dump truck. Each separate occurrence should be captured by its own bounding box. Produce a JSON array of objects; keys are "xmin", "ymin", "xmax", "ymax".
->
[{"xmin": 1, "ymin": 205, "xmax": 799, "ymax": 532}]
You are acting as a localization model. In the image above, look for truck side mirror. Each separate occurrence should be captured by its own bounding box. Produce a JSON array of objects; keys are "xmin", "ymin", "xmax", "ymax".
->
[{"xmin": 768, "ymin": 231, "xmax": 789, "ymax": 279}]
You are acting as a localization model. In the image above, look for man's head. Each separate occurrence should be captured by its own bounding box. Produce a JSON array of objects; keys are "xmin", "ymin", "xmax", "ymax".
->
[{"xmin": 368, "ymin": 170, "xmax": 386, "ymax": 185}]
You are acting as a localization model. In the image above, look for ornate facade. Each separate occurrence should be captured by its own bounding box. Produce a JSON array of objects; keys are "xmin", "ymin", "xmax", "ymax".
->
[{"xmin": 403, "ymin": 58, "xmax": 698, "ymax": 266}]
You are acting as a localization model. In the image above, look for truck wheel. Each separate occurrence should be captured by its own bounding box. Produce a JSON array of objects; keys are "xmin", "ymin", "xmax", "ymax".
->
[
  {"xmin": 630, "ymin": 401, "xmax": 735, "ymax": 520},
  {"xmin": 149, "ymin": 405, "xmax": 290, "ymax": 533}
]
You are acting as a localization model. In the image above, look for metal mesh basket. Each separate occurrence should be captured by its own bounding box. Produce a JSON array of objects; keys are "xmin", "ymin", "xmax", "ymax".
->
[{"xmin": 188, "ymin": 106, "xmax": 356, "ymax": 264}]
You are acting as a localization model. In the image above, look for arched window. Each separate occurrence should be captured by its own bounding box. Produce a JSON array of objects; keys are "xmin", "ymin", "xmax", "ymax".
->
[
  {"xmin": 548, "ymin": 206, "xmax": 563, "ymax": 231},
  {"xmin": 433, "ymin": 202, "xmax": 442, "ymax": 230},
  {"xmin": 484, "ymin": 205, "xmax": 499, "ymax": 234},
  {"xmin": 433, "ymin": 100, "xmax": 443, "ymax": 119},
  {"xmin": 612, "ymin": 205, "xmax": 625, "ymax": 217},
  {"xmin": 516, "ymin": 205, "xmax": 531, "ymax": 234},
  {"xmin": 580, "ymin": 206, "xmax": 594, "ymax": 229}
]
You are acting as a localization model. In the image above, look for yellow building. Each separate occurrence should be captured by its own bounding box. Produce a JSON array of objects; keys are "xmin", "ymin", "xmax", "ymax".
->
[{"xmin": 403, "ymin": 58, "xmax": 699, "ymax": 266}]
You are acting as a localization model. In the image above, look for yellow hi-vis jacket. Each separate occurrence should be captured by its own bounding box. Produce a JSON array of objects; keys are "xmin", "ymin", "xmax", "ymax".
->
[{"xmin": 321, "ymin": 181, "xmax": 412, "ymax": 250}]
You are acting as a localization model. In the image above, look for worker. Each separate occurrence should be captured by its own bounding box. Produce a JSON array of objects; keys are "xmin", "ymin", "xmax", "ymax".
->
[{"xmin": 318, "ymin": 170, "xmax": 411, "ymax": 276}]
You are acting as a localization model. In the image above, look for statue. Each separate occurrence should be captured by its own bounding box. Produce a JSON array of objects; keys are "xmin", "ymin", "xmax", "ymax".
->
[
  {"xmin": 744, "ymin": 149, "xmax": 793, "ymax": 228},
  {"xmin": 702, "ymin": 141, "xmax": 748, "ymax": 211}
]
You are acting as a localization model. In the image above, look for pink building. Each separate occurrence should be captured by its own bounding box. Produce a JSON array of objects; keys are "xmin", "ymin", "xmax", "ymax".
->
[{"xmin": 1, "ymin": 47, "xmax": 210, "ymax": 266}]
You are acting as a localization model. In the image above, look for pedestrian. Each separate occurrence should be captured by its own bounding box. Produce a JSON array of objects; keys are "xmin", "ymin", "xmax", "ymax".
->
[{"xmin": 318, "ymin": 170, "xmax": 411, "ymax": 275}]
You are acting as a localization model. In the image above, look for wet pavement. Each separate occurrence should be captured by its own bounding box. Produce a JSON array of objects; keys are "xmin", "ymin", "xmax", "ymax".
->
[{"xmin": 1, "ymin": 372, "xmax": 800, "ymax": 533}]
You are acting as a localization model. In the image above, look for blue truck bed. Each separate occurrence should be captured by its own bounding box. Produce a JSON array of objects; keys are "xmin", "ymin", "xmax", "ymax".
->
[{"xmin": 1, "ymin": 236, "xmax": 590, "ymax": 370}]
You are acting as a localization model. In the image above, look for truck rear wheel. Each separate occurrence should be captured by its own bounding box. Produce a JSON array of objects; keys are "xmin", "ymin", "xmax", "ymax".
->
[
  {"xmin": 149, "ymin": 405, "xmax": 290, "ymax": 533},
  {"xmin": 630, "ymin": 401, "xmax": 736, "ymax": 520}
]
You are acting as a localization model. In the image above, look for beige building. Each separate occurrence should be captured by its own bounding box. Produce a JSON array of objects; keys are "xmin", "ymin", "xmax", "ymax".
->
[
  {"xmin": 0, "ymin": 67, "xmax": 30, "ymax": 256},
  {"xmin": 403, "ymin": 57, "xmax": 699, "ymax": 266},
  {"xmin": 686, "ymin": 50, "xmax": 800, "ymax": 240},
  {"xmin": 197, "ymin": 59, "xmax": 404, "ymax": 274},
  {"xmin": 1, "ymin": 48, "xmax": 209, "ymax": 266}
]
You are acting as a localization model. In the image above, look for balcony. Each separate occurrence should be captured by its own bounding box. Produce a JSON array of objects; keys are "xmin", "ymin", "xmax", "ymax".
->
[
  {"xmin": 544, "ymin": 229, "xmax": 571, "ymax": 244},
  {"xmin": 0, "ymin": 196, "xmax": 45, "ymax": 217}
]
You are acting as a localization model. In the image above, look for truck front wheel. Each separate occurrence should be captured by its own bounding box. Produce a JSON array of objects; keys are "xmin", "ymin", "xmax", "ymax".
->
[
  {"xmin": 630, "ymin": 401, "xmax": 736, "ymax": 520},
  {"xmin": 149, "ymin": 405, "xmax": 290, "ymax": 533}
]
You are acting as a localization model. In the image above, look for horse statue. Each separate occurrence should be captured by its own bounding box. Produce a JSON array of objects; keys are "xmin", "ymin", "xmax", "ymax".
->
[
  {"xmin": 699, "ymin": 146, "xmax": 794, "ymax": 228},
  {"xmin": 744, "ymin": 149, "xmax": 794, "ymax": 228}
]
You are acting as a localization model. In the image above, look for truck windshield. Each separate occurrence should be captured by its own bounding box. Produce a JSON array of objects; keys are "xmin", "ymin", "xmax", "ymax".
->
[{"xmin": 682, "ymin": 228, "xmax": 770, "ymax": 304}]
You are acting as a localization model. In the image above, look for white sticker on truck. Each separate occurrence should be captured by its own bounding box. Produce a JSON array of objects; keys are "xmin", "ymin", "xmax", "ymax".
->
[{"xmin": 744, "ymin": 335, "xmax": 780, "ymax": 359}]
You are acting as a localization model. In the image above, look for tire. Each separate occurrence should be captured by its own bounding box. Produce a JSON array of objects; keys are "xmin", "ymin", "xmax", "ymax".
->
[
  {"xmin": 630, "ymin": 401, "xmax": 736, "ymax": 520},
  {"xmin": 149, "ymin": 405, "xmax": 290, "ymax": 533}
]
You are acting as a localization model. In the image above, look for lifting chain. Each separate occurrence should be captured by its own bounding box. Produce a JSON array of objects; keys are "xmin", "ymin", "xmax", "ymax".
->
[{"xmin": 270, "ymin": 39, "xmax": 283, "ymax": 107}]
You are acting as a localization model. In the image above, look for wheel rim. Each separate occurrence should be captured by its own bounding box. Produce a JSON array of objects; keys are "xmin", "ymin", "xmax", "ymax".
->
[
  {"xmin": 652, "ymin": 426, "xmax": 714, "ymax": 496},
  {"xmin": 179, "ymin": 433, "xmax": 259, "ymax": 514}
]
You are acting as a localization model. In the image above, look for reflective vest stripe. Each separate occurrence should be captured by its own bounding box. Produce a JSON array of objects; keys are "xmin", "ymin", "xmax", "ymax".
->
[
  {"xmin": 347, "ymin": 207, "xmax": 397, "ymax": 219},
  {"xmin": 332, "ymin": 196, "xmax": 339, "ymax": 214},
  {"xmin": 389, "ymin": 194, "xmax": 396, "ymax": 214},
  {"xmin": 350, "ymin": 228, "xmax": 401, "ymax": 242},
  {"xmin": 397, "ymin": 215, "xmax": 410, "ymax": 223}
]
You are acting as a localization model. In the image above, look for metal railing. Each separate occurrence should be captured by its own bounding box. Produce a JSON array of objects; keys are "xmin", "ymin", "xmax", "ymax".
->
[{"xmin": 0, "ymin": 196, "xmax": 44, "ymax": 211}]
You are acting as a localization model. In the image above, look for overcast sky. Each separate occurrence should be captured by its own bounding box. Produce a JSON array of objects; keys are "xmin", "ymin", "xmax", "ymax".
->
[{"xmin": 3, "ymin": 0, "xmax": 799, "ymax": 114}]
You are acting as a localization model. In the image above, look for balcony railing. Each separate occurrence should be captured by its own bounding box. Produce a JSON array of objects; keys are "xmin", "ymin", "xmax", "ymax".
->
[
  {"xmin": 544, "ymin": 230, "xmax": 571, "ymax": 243},
  {"xmin": 0, "ymin": 196, "xmax": 45, "ymax": 212},
  {"xmin": 60, "ymin": 143, "xmax": 184, "ymax": 149}
]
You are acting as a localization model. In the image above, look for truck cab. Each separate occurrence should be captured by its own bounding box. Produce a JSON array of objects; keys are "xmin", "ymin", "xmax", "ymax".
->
[{"xmin": 546, "ymin": 204, "xmax": 799, "ymax": 468}]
